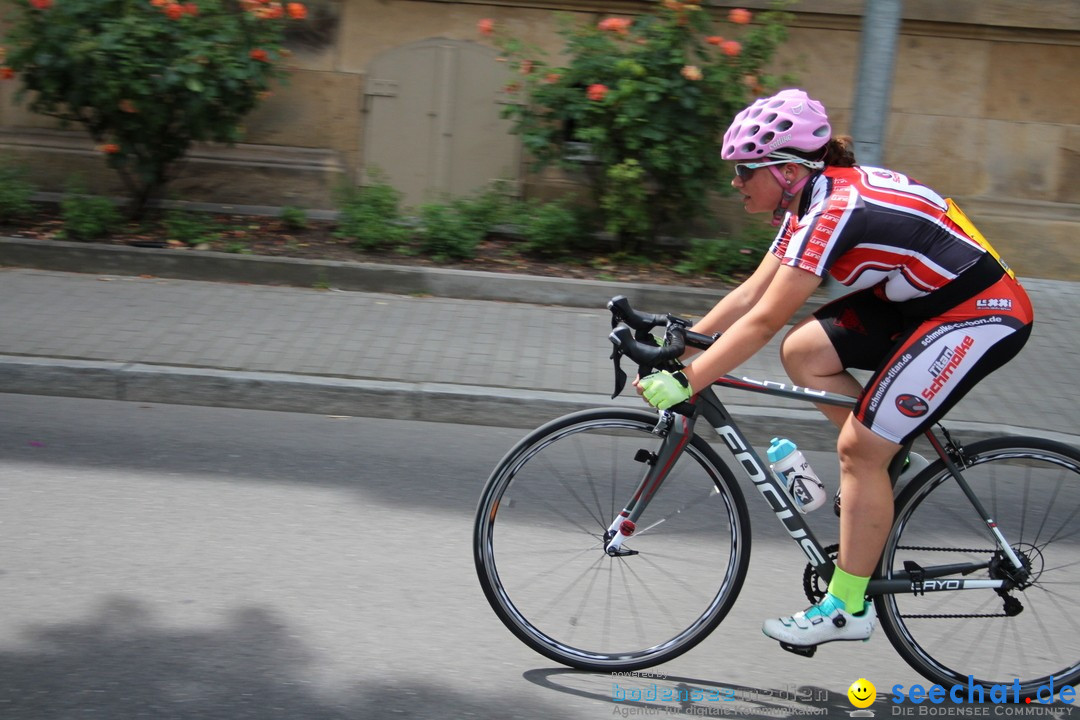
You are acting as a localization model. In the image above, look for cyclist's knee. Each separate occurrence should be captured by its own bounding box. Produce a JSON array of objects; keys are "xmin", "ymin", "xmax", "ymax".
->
[
  {"xmin": 780, "ymin": 320, "xmax": 837, "ymax": 381},
  {"xmin": 837, "ymin": 417, "xmax": 900, "ymax": 476}
]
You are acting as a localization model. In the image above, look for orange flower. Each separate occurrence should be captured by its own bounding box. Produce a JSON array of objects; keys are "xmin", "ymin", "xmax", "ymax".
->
[
  {"xmin": 680, "ymin": 65, "xmax": 703, "ymax": 81},
  {"xmin": 99, "ymin": 143, "xmax": 121, "ymax": 154},
  {"xmin": 118, "ymin": 99, "xmax": 138, "ymax": 113},
  {"xmin": 286, "ymin": 2, "xmax": 305, "ymax": 18},
  {"xmin": 164, "ymin": 2, "xmax": 183, "ymax": 19},
  {"xmin": 598, "ymin": 18, "xmax": 631, "ymax": 34},
  {"xmin": 544, "ymin": 72, "xmax": 561, "ymax": 84},
  {"xmin": 720, "ymin": 40, "xmax": 742, "ymax": 56},
  {"xmin": 586, "ymin": 83, "xmax": 608, "ymax": 101},
  {"xmin": 705, "ymin": 35, "xmax": 723, "ymax": 46},
  {"xmin": 519, "ymin": 59, "xmax": 533, "ymax": 75},
  {"xmin": 477, "ymin": 18, "xmax": 494, "ymax": 36},
  {"xmin": 250, "ymin": 48, "xmax": 270, "ymax": 62},
  {"xmin": 29, "ymin": 0, "xmax": 52, "ymax": 9},
  {"xmin": 150, "ymin": 0, "xmax": 167, "ymax": 6},
  {"xmin": 662, "ymin": 0, "xmax": 682, "ymax": 10},
  {"xmin": 0, "ymin": 67, "xmax": 15, "ymax": 80},
  {"xmin": 261, "ymin": 3, "xmax": 283, "ymax": 18},
  {"xmin": 183, "ymin": 2, "xmax": 198, "ymax": 14},
  {"xmin": 728, "ymin": 8, "xmax": 752, "ymax": 24}
]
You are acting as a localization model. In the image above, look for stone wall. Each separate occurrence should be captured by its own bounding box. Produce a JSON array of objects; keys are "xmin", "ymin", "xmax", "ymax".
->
[{"xmin": 0, "ymin": 0, "xmax": 1077, "ymax": 278}]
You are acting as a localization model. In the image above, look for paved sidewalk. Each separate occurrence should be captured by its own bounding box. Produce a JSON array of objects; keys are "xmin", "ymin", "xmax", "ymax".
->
[{"xmin": 0, "ymin": 266, "xmax": 1077, "ymax": 449}]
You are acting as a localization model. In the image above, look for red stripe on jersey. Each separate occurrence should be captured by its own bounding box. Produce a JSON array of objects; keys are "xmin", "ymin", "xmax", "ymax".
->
[
  {"xmin": 829, "ymin": 247, "xmax": 953, "ymax": 291},
  {"xmin": 788, "ymin": 180, "xmax": 857, "ymax": 273}
]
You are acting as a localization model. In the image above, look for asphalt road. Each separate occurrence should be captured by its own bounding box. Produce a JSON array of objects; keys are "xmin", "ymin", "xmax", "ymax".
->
[{"xmin": 2, "ymin": 395, "xmax": 1075, "ymax": 719}]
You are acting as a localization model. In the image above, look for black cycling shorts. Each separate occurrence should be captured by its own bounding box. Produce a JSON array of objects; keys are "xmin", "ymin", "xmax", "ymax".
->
[{"xmin": 814, "ymin": 262, "xmax": 1033, "ymax": 444}]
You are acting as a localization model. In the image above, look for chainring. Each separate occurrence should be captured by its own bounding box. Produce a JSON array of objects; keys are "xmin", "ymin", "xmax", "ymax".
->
[{"xmin": 802, "ymin": 543, "xmax": 840, "ymax": 604}]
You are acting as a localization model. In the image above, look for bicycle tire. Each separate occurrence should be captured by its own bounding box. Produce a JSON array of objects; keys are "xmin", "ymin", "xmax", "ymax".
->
[
  {"xmin": 877, "ymin": 435, "xmax": 1080, "ymax": 696},
  {"xmin": 474, "ymin": 407, "xmax": 751, "ymax": 671}
]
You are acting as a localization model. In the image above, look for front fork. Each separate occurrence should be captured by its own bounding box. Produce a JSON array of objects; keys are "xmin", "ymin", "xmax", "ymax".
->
[{"xmin": 603, "ymin": 410, "xmax": 695, "ymax": 556}]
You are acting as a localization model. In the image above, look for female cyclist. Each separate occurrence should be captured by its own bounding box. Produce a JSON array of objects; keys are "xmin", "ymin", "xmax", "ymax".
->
[{"xmin": 635, "ymin": 88, "xmax": 1034, "ymax": 652}]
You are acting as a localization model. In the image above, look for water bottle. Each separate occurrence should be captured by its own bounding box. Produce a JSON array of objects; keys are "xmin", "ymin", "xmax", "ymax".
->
[{"xmin": 768, "ymin": 437, "xmax": 826, "ymax": 514}]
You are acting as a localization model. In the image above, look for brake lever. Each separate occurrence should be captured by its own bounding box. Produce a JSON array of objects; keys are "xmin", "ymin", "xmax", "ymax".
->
[{"xmin": 610, "ymin": 348, "xmax": 628, "ymax": 399}]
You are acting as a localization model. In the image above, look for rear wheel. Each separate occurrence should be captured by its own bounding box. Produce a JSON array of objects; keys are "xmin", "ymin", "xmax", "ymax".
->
[
  {"xmin": 474, "ymin": 408, "xmax": 751, "ymax": 671},
  {"xmin": 877, "ymin": 436, "xmax": 1080, "ymax": 696}
]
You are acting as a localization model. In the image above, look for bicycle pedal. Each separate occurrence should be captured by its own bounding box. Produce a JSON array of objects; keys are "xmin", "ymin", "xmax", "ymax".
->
[{"xmin": 779, "ymin": 642, "xmax": 818, "ymax": 658}]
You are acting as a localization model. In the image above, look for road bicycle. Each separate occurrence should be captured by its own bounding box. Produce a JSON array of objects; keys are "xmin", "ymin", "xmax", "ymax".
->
[{"xmin": 473, "ymin": 295, "xmax": 1080, "ymax": 697}]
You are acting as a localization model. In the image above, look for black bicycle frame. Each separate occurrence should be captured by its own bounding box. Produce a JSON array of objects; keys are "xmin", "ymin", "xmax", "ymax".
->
[{"xmin": 604, "ymin": 371, "xmax": 1024, "ymax": 596}]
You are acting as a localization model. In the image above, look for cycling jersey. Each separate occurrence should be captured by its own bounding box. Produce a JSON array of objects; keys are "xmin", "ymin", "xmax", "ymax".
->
[
  {"xmin": 771, "ymin": 166, "xmax": 1005, "ymax": 303},
  {"xmin": 774, "ymin": 165, "xmax": 1034, "ymax": 444}
]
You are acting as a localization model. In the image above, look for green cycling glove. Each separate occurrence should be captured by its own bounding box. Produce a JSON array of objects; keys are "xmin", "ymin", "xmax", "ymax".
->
[{"xmin": 639, "ymin": 370, "xmax": 692, "ymax": 409}]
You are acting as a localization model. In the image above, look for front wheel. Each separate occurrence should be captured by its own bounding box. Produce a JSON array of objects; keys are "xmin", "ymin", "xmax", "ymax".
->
[
  {"xmin": 877, "ymin": 436, "xmax": 1080, "ymax": 696},
  {"xmin": 474, "ymin": 408, "xmax": 751, "ymax": 671}
]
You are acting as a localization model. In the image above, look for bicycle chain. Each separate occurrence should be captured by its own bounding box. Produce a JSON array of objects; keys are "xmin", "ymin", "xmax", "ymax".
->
[
  {"xmin": 896, "ymin": 545, "xmax": 995, "ymax": 554},
  {"xmin": 900, "ymin": 613, "xmax": 1011, "ymax": 619},
  {"xmin": 895, "ymin": 545, "xmax": 1017, "ymax": 620}
]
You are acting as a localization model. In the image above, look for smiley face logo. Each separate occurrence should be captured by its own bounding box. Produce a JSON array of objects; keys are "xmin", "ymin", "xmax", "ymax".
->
[{"xmin": 848, "ymin": 678, "xmax": 876, "ymax": 708}]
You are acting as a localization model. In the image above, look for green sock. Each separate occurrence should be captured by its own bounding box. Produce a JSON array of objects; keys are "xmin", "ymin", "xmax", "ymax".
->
[{"xmin": 827, "ymin": 565, "xmax": 870, "ymax": 613}]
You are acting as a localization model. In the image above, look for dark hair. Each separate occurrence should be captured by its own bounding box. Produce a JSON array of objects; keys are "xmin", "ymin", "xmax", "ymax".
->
[
  {"xmin": 782, "ymin": 136, "xmax": 857, "ymax": 168},
  {"xmin": 821, "ymin": 135, "xmax": 856, "ymax": 167}
]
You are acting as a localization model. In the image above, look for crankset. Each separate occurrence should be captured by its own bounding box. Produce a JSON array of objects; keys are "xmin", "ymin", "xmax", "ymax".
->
[{"xmin": 803, "ymin": 543, "xmax": 839, "ymax": 604}]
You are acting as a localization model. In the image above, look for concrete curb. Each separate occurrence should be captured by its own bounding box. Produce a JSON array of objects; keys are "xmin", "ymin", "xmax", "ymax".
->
[
  {"xmin": 0, "ymin": 236, "xmax": 733, "ymax": 316},
  {"xmin": 4, "ymin": 355, "xmax": 1072, "ymax": 450}
]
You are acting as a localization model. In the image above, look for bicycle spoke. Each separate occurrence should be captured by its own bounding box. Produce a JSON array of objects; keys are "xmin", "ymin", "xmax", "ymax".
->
[
  {"xmin": 536, "ymin": 444, "xmax": 607, "ymax": 531},
  {"xmin": 505, "ymin": 480, "xmax": 605, "ymax": 539}
]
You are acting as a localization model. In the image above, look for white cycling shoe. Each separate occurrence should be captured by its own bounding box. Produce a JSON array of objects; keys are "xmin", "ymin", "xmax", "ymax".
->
[{"xmin": 762, "ymin": 595, "xmax": 876, "ymax": 657}]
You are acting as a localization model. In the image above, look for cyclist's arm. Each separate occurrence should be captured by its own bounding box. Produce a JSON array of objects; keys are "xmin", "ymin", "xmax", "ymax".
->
[
  {"xmin": 681, "ymin": 264, "xmax": 821, "ymax": 392},
  {"xmin": 690, "ymin": 252, "xmax": 782, "ymax": 337}
]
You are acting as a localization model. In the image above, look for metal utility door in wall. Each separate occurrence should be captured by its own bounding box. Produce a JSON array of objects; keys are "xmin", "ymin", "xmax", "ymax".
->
[{"xmin": 363, "ymin": 38, "xmax": 521, "ymax": 208}]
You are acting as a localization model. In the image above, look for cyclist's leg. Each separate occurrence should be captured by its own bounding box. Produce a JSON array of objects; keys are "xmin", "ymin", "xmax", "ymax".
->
[
  {"xmin": 781, "ymin": 288, "xmax": 904, "ymax": 428},
  {"xmin": 780, "ymin": 318, "xmax": 859, "ymax": 428},
  {"xmin": 766, "ymin": 277, "xmax": 1033, "ymax": 650},
  {"xmin": 836, "ymin": 416, "xmax": 900, "ymax": 579},
  {"xmin": 762, "ymin": 417, "xmax": 895, "ymax": 649}
]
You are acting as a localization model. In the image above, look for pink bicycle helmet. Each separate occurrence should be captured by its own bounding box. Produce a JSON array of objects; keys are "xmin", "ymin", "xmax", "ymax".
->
[{"xmin": 721, "ymin": 89, "xmax": 831, "ymax": 161}]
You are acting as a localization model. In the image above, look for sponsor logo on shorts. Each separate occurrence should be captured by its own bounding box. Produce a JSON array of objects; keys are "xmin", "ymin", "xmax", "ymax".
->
[
  {"xmin": 895, "ymin": 393, "xmax": 929, "ymax": 417},
  {"xmin": 976, "ymin": 298, "xmax": 1012, "ymax": 310},
  {"xmin": 928, "ymin": 347, "xmax": 955, "ymax": 377},
  {"xmin": 922, "ymin": 335, "xmax": 975, "ymax": 401}
]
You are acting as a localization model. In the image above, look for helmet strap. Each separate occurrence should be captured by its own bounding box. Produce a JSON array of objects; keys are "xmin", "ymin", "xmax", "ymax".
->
[{"xmin": 767, "ymin": 166, "xmax": 812, "ymax": 226}]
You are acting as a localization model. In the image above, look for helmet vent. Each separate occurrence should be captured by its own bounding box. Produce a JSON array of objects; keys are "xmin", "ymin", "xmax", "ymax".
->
[{"xmin": 719, "ymin": 88, "xmax": 831, "ymax": 161}]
